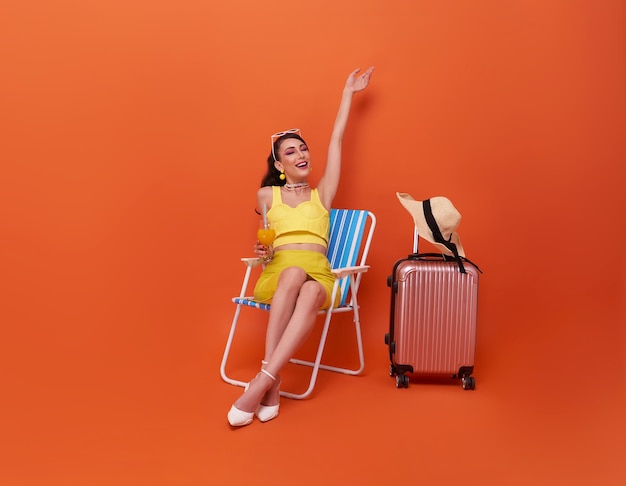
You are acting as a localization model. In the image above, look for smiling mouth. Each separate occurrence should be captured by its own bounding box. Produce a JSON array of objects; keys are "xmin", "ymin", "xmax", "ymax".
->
[{"xmin": 296, "ymin": 161, "xmax": 309, "ymax": 169}]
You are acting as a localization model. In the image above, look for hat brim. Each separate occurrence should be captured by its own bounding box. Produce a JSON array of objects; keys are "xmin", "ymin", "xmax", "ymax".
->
[{"xmin": 396, "ymin": 192, "xmax": 466, "ymax": 258}]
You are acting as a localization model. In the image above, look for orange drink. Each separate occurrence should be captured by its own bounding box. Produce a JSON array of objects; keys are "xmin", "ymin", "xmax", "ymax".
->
[
  {"xmin": 258, "ymin": 219, "xmax": 276, "ymax": 246},
  {"xmin": 257, "ymin": 227, "xmax": 276, "ymax": 246}
]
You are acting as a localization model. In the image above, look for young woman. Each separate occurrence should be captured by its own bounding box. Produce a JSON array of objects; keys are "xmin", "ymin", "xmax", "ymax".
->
[{"xmin": 228, "ymin": 66, "xmax": 374, "ymax": 427}]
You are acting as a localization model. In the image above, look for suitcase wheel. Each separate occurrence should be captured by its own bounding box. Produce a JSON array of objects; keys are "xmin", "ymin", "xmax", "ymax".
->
[
  {"xmin": 389, "ymin": 364, "xmax": 396, "ymax": 377},
  {"xmin": 395, "ymin": 374, "xmax": 409, "ymax": 388},
  {"xmin": 461, "ymin": 376, "xmax": 476, "ymax": 390}
]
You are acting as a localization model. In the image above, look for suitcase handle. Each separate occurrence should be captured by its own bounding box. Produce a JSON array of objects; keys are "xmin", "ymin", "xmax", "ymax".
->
[
  {"xmin": 412, "ymin": 226, "xmax": 474, "ymax": 274},
  {"xmin": 408, "ymin": 253, "xmax": 483, "ymax": 274}
]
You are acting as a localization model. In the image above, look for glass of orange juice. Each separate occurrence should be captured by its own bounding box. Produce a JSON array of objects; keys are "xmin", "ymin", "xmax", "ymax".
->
[{"xmin": 257, "ymin": 221, "xmax": 276, "ymax": 263}]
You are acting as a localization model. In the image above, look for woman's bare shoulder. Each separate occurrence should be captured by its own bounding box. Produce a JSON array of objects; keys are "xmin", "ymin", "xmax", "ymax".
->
[
  {"xmin": 257, "ymin": 185, "xmax": 273, "ymax": 197},
  {"xmin": 257, "ymin": 186, "xmax": 273, "ymax": 208}
]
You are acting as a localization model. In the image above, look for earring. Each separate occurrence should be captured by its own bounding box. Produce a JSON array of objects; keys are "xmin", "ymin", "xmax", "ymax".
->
[
  {"xmin": 309, "ymin": 166, "xmax": 312, "ymax": 173},
  {"xmin": 279, "ymin": 171, "xmax": 285, "ymax": 180}
]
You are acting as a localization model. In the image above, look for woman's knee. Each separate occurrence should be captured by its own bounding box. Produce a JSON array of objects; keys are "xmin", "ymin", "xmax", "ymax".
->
[
  {"xmin": 277, "ymin": 266, "xmax": 308, "ymax": 289},
  {"xmin": 299, "ymin": 280, "xmax": 326, "ymax": 307}
]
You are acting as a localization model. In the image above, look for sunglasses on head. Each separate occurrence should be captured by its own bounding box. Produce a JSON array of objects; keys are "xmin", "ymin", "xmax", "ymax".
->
[{"xmin": 270, "ymin": 128, "xmax": 302, "ymax": 162}]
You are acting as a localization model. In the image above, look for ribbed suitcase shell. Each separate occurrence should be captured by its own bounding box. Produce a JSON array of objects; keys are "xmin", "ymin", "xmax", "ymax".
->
[{"xmin": 392, "ymin": 258, "xmax": 479, "ymax": 377}]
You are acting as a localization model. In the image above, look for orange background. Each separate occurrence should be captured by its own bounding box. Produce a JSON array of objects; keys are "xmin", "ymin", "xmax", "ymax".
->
[{"xmin": 1, "ymin": 0, "xmax": 625, "ymax": 484}]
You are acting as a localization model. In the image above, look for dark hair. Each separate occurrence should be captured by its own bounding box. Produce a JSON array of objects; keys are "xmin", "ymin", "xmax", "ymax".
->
[{"xmin": 260, "ymin": 133, "xmax": 308, "ymax": 187}]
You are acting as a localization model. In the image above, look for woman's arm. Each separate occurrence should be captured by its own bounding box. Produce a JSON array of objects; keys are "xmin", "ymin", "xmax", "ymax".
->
[
  {"xmin": 317, "ymin": 66, "xmax": 374, "ymax": 209},
  {"xmin": 257, "ymin": 185, "xmax": 273, "ymax": 214}
]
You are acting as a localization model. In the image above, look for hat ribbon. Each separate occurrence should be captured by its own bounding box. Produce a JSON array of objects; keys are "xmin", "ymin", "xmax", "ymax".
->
[{"xmin": 423, "ymin": 199, "xmax": 466, "ymax": 274}]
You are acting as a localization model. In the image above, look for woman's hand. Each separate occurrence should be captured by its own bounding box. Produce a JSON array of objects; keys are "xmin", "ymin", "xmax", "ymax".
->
[
  {"xmin": 345, "ymin": 66, "xmax": 374, "ymax": 93},
  {"xmin": 254, "ymin": 241, "xmax": 273, "ymax": 263}
]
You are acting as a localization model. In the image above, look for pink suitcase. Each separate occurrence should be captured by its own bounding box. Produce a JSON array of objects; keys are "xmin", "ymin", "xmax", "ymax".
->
[{"xmin": 385, "ymin": 250, "xmax": 480, "ymax": 390}]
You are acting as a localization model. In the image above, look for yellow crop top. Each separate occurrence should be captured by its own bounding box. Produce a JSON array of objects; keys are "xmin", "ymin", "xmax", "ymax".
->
[{"xmin": 268, "ymin": 186, "xmax": 329, "ymax": 249}]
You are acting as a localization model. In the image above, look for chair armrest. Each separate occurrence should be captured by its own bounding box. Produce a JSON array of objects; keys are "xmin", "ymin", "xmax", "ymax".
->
[
  {"xmin": 331, "ymin": 265, "xmax": 370, "ymax": 280},
  {"xmin": 241, "ymin": 257, "xmax": 263, "ymax": 268}
]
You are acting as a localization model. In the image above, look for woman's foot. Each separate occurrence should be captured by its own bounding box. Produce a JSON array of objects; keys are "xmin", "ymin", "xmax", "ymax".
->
[
  {"xmin": 227, "ymin": 369, "xmax": 276, "ymax": 427},
  {"xmin": 255, "ymin": 361, "xmax": 280, "ymax": 422},
  {"xmin": 227, "ymin": 404, "xmax": 254, "ymax": 427},
  {"xmin": 256, "ymin": 374, "xmax": 281, "ymax": 422}
]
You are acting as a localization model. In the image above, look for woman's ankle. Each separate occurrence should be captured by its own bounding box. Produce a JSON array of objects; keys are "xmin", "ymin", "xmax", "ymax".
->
[
  {"xmin": 260, "ymin": 374, "xmax": 281, "ymax": 407},
  {"xmin": 233, "ymin": 372, "xmax": 274, "ymax": 413}
]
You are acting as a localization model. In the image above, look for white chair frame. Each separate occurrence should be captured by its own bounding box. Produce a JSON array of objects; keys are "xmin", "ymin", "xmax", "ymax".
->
[{"xmin": 220, "ymin": 209, "xmax": 376, "ymax": 399}]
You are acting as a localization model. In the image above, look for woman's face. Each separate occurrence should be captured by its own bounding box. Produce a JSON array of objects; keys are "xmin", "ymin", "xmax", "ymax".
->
[{"xmin": 275, "ymin": 137, "xmax": 310, "ymax": 180}]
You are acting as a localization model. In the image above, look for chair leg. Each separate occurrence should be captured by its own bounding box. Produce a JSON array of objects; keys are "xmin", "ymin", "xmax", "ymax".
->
[
  {"xmin": 288, "ymin": 309, "xmax": 365, "ymax": 373},
  {"xmin": 279, "ymin": 309, "xmax": 333, "ymax": 400},
  {"xmin": 288, "ymin": 275, "xmax": 366, "ymax": 382},
  {"xmin": 283, "ymin": 306, "xmax": 365, "ymax": 400},
  {"xmin": 219, "ymin": 303, "xmax": 247, "ymax": 389}
]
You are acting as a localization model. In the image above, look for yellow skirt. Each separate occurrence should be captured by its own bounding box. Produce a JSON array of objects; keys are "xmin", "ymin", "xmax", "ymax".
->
[{"xmin": 253, "ymin": 250, "xmax": 339, "ymax": 310}]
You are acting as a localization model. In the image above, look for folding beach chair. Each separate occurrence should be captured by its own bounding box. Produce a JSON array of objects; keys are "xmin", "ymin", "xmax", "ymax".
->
[{"xmin": 220, "ymin": 209, "xmax": 376, "ymax": 399}]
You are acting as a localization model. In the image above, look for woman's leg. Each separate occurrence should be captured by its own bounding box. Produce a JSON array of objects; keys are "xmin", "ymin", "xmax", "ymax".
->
[
  {"xmin": 257, "ymin": 266, "xmax": 307, "ymax": 408},
  {"xmin": 264, "ymin": 266, "xmax": 309, "ymax": 358},
  {"xmin": 259, "ymin": 276, "xmax": 327, "ymax": 409},
  {"xmin": 263, "ymin": 279, "xmax": 325, "ymax": 376},
  {"xmin": 231, "ymin": 272, "xmax": 326, "ymax": 414},
  {"xmin": 245, "ymin": 266, "xmax": 304, "ymax": 410}
]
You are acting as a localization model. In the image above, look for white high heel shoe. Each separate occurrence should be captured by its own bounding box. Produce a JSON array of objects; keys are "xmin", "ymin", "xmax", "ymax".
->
[
  {"xmin": 227, "ymin": 382, "xmax": 254, "ymax": 427},
  {"xmin": 227, "ymin": 404, "xmax": 254, "ymax": 427},
  {"xmin": 227, "ymin": 368, "xmax": 278, "ymax": 426},
  {"xmin": 256, "ymin": 364, "xmax": 280, "ymax": 423}
]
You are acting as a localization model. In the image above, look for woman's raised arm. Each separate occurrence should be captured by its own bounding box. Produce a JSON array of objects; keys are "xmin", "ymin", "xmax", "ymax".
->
[{"xmin": 317, "ymin": 66, "xmax": 374, "ymax": 209}]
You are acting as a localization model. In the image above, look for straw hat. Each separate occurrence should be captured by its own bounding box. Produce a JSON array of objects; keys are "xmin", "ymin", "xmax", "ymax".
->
[{"xmin": 396, "ymin": 192, "xmax": 465, "ymax": 258}]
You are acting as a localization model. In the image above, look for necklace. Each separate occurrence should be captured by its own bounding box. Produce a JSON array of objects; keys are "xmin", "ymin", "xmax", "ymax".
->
[{"xmin": 283, "ymin": 182, "xmax": 310, "ymax": 192}]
